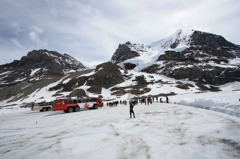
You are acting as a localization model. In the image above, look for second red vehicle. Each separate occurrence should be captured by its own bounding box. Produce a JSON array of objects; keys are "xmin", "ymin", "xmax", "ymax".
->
[{"xmin": 53, "ymin": 97, "xmax": 103, "ymax": 113}]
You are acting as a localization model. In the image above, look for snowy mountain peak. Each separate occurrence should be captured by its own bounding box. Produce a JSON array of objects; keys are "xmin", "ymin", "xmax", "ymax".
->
[
  {"xmin": 111, "ymin": 29, "xmax": 240, "ymax": 85},
  {"xmin": 150, "ymin": 29, "xmax": 238, "ymax": 52},
  {"xmin": 150, "ymin": 29, "xmax": 194, "ymax": 52},
  {"xmin": 124, "ymin": 41, "xmax": 149, "ymax": 55}
]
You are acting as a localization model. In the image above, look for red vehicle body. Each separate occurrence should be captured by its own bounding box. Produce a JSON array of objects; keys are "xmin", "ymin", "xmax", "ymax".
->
[{"xmin": 53, "ymin": 97, "xmax": 103, "ymax": 113}]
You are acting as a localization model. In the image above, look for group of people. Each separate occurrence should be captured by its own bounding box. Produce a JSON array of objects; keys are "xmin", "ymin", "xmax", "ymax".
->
[
  {"xmin": 106, "ymin": 100, "xmax": 128, "ymax": 107},
  {"xmin": 132, "ymin": 96, "xmax": 169, "ymax": 105},
  {"xmin": 105, "ymin": 96, "xmax": 170, "ymax": 119},
  {"xmin": 106, "ymin": 101, "xmax": 119, "ymax": 107},
  {"xmin": 129, "ymin": 96, "xmax": 169, "ymax": 118}
]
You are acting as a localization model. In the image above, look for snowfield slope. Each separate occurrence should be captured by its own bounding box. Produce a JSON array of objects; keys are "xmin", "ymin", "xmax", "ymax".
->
[{"xmin": 0, "ymin": 103, "xmax": 240, "ymax": 159}]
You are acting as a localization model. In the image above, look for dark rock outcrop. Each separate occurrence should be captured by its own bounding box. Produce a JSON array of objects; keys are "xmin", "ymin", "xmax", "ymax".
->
[
  {"xmin": 124, "ymin": 63, "xmax": 137, "ymax": 70},
  {"xmin": 190, "ymin": 31, "xmax": 237, "ymax": 49},
  {"xmin": 162, "ymin": 65, "xmax": 240, "ymax": 85},
  {"xmin": 158, "ymin": 50, "xmax": 198, "ymax": 62},
  {"xmin": 111, "ymin": 42, "xmax": 140, "ymax": 63},
  {"xmin": 133, "ymin": 75, "xmax": 148, "ymax": 86},
  {"xmin": 86, "ymin": 62, "xmax": 125, "ymax": 94},
  {"xmin": 68, "ymin": 89, "xmax": 87, "ymax": 97}
]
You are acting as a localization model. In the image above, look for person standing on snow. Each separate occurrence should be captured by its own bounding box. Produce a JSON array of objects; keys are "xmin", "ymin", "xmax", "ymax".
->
[
  {"xmin": 166, "ymin": 96, "xmax": 169, "ymax": 103},
  {"xmin": 129, "ymin": 101, "xmax": 135, "ymax": 118}
]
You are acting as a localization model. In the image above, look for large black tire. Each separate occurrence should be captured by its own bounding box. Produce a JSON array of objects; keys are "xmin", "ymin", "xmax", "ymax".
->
[
  {"xmin": 74, "ymin": 106, "xmax": 80, "ymax": 112},
  {"xmin": 94, "ymin": 104, "xmax": 98, "ymax": 109},
  {"xmin": 42, "ymin": 108, "xmax": 46, "ymax": 112},
  {"xmin": 68, "ymin": 107, "xmax": 74, "ymax": 113},
  {"xmin": 64, "ymin": 110, "xmax": 68, "ymax": 113}
]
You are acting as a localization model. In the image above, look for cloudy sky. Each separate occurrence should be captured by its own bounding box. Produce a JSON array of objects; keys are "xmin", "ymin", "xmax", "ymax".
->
[{"xmin": 0, "ymin": 0, "xmax": 240, "ymax": 66}]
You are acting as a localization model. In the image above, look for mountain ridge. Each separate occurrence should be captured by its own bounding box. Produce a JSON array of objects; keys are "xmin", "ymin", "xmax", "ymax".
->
[
  {"xmin": 0, "ymin": 29, "xmax": 240, "ymax": 105},
  {"xmin": 0, "ymin": 49, "xmax": 87, "ymax": 86},
  {"xmin": 112, "ymin": 29, "xmax": 240, "ymax": 85}
]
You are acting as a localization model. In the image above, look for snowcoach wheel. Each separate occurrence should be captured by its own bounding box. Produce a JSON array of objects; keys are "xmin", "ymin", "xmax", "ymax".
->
[
  {"xmin": 74, "ymin": 107, "xmax": 80, "ymax": 112},
  {"xmin": 64, "ymin": 110, "xmax": 68, "ymax": 113},
  {"xmin": 42, "ymin": 108, "xmax": 46, "ymax": 112},
  {"xmin": 68, "ymin": 107, "xmax": 74, "ymax": 113},
  {"xmin": 94, "ymin": 104, "xmax": 98, "ymax": 109}
]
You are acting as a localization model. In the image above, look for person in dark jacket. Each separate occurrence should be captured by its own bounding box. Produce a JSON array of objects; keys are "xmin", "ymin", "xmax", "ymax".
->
[
  {"xmin": 166, "ymin": 96, "xmax": 169, "ymax": 103},
  {"xmin": 129, "ymin": 101, "xmax": 135, "ymax": 118}
]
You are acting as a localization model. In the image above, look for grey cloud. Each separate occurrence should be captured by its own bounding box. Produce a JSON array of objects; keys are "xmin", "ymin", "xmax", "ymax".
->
[{"xmin": 0, "ymin": 0, "xmax": 240, "ymax": 65}]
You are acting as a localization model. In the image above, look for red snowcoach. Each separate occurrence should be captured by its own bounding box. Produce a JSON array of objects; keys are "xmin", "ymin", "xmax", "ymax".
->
[{"xmin": 53, "ymin": 97, "xmax": 103, "ymax": 113}]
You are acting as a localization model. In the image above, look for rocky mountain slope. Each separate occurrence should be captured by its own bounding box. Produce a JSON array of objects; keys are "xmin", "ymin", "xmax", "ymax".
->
[
  {"xmin": 0, "ymin": 30, "xmax": 240, "ymax": 106},
  {"xmin": 112, "ymin": 29, "xmax": 240, "ymax": 85},
  {"xmin": 48, "ymin": 62, "xmax": 124, "ymax": 95},
  {"xmin": 0, "ymin": 49, "xmax": 86, "ymax": 86},
  {"xmin": 0, "ymin": 50, "xmax": 87, "ymax": 103}
]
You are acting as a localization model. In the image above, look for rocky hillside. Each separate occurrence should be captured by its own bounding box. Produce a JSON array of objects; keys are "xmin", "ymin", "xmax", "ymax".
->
[
  {"xmin": 48, "ymin": 62, "xmax": 124, "ymax": 95},
  {"xmin": 0, "ymin": 30, "xmax": 240, "ymax": 106},
  {"xmin": 0, "ymin": 49, "xmax": 86, "ymax": 86},
  {"xmin": 112, "ymin": 29, "xmax": 240, "ymax": 85}
]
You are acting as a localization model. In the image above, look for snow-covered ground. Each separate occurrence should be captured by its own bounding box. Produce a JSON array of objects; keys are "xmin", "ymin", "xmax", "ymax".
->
[
  {"xmin": 1, "ymin": 103, "xmax": 240, "ymax": 159},
  {"xmin": 171, "ymin": 90, "xmax": 240, "ymax": 117},
  {"xmin": 1, "ymin": 69, "xmax": 239, "ymax": 118}
]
